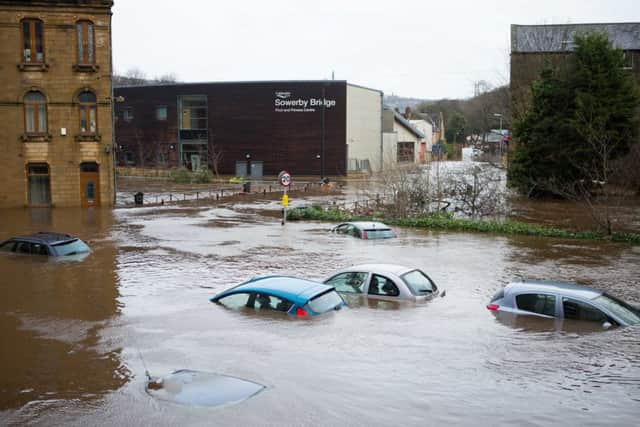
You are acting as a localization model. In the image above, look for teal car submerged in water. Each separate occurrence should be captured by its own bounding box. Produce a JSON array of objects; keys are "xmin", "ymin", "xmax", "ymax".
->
[{"xmin": 210, "ymin": 275, "xmax": 346, "ymax": 316}]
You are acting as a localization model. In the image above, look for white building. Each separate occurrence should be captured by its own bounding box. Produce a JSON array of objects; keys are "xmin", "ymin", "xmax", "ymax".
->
[
  {"xmin": 382, "ymin": 108, "xmax": 425, "ymax": 168},
  {"xmin": 409, "ymin": 119, "xmax": 434, "ymax": 163}
]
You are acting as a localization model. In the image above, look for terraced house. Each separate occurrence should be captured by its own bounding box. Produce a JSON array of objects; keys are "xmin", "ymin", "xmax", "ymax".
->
[{"xmin": 0, "ymin": 0, "xmax": 115, "ymax": 208}]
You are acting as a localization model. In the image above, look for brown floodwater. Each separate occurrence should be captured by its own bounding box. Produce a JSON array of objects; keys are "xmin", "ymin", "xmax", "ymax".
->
[{"xmin": 1, "ymin": 200, "xmax": 639, "ymax": 426}]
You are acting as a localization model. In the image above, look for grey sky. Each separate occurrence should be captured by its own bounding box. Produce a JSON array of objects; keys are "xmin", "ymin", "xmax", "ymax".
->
[{"xmin": 112, "ymin": 0, "xmax": 639, "ymax": 100}]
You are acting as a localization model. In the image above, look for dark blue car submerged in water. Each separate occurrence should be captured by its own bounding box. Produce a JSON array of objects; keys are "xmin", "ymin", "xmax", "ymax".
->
[
  {"xmin": 210, "ymin": 275, "xmax": 346, "ymax": 317},
  {"xmin": 0, "ymin": 232, "xmax": 91, "ymax": 257}
]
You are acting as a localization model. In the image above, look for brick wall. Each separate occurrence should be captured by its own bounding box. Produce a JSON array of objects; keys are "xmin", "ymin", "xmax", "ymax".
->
[{"xmin": 0, "ymin": 1, "xmax": 114, "ymax": 207}]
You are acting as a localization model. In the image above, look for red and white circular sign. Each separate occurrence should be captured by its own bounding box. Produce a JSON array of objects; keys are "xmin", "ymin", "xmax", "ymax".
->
[{"xmin": 278, "ymin": 170, "xmax": 291, "ymax": 187}]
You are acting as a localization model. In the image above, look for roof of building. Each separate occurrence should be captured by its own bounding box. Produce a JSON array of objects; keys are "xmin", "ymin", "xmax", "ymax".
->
[
  {"xmin": 0, "ymin": 0, "xmax": 113, "ymax": 7},
  {"xmin": 383, "ymin": 108, "xmax": 425, "ymax": 138},
  {"xmin": 511, "ymin": 22, "xmax": 640, "ymax": 53},
  {"xmin": 115, "ymin": 79, "xmax": 350, "ymax": 90}
]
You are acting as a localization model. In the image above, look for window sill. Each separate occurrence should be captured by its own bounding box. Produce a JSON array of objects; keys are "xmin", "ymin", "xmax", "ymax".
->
[
  {"xmin": 21, "ymin": 133, "xmax": 52, "ymax": 142},
  {"xmin": 17, "ymin": 62, "xmax": 50, "ymax": 72},
  {"xmin": 73, "ymin": 63, "xmax": 100, "ymax": 73},
  {"xmin": 75, "ymin": 134, "xmax": 101, "ymax": 142}
]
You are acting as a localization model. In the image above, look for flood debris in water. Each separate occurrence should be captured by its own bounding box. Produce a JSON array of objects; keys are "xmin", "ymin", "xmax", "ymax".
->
[{"xmin": 145, "ymin": 370, "xmax": 265, "ymax": 407}]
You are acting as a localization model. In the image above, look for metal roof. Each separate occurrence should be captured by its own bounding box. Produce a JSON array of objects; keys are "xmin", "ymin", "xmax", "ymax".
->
[
  {"xmin": 511, "ymin": 23, "xmax": 640, "ymax": 53},
  {"xmin": 383, "ymin": 108, "xmax": 425, "ymax": 139}
]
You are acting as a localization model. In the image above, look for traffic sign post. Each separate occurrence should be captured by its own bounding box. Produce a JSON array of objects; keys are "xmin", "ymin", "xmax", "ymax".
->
[{"xmin": 278, "ymin": 171, "xmax": 291, "ymax": 225}]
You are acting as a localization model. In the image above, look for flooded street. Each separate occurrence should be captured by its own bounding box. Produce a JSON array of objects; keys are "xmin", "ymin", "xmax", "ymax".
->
[{"xmin": 1, "ymin": 198, "xmax": 639, "ymax": 426}]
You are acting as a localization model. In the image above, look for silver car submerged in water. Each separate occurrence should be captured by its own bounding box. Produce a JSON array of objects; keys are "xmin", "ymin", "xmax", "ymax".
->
[
  {"xmin": 487, "ymin": 280, "xmax": 640, "ymax": 327},
  {"xmin": 323, "ymin": 264, "xmax": 440, "ymax": 301},
  {"xmin": 331, "ymin": 222, "xmax": 396, "ymax": 240}
]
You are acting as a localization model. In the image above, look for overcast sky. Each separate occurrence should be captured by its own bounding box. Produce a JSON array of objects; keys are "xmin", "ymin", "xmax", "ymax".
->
[{"xmin": 112, "ymin": 0, "xmax": 639, "ymax": 100}]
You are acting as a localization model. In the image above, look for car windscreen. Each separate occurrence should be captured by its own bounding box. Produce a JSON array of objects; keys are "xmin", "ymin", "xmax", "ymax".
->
[
  {"xmin": 306, "ymin": 289, "xmax": 344, "ymax": 314},
  {"xmin": 52, "ymin": 239, "xmax": 90, "ymax": 256},
  {"xmin": 401, "ymin": 270, "xmax": 436, "ymax": 295},
  {"xmin": 594, "ymin": 294, "xmax": 640, "ymax": 325},
  {"xmin": 363, "ymin": 229, "xmax": 394, "ymax": 239}
]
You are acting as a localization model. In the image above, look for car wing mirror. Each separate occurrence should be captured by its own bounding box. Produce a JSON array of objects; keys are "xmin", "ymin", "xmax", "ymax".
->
[
  {"xmin": 602, "ymin": 321, "xmax": 612, "ymax": 329},
  {"xmin": 440, "ymin": 289, "xmax": 446, "ymax": 298}
]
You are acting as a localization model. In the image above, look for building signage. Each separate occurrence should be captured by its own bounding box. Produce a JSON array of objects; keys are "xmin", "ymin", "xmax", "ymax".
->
[{"xmin": 274, "ymin": 91, "xmax": 336, "ymax": 113}]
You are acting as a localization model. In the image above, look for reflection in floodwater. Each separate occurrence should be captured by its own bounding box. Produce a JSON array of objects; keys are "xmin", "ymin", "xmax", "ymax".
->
[
  {"xmin": 490, "ymin": 311, "xmax": 618, "ymax": 334},
  {"xmin": 0, "ymin": 208, "xmax": 129, "ymax": 415},
  {"xmin": 1, "ymin": 201, "xmax": 639, "ymax": 425},
  {"xmin": 146, "ymin": 370, "xmax": 265, "ymax": 407}
]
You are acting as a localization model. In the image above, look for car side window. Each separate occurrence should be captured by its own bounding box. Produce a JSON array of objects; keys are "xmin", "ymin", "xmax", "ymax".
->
[
  {"xmin": 368, "ymin": 274, "xmax": 400, "ymax": 297},
  {"xmin": 31, "ymin": 243, "xmax": 48, "ymax": 255},
  {"xmin": 15, "ymin": 241, "xmax": 31, "ymax": 254},
  {"xmin": 254, "ymin": 292, "xmax": 293, "ymax": 312},
  {"xmin": 335, "ymin": 224, "xmax": 350, "ymax": 234},
  {"xmin": 217, "ymin": 292, "xmax": 252, "ymax": 309},
  {"xmin": 0, "ymin": 241, "xmax": 16, "ymax": 252},
  {"xmin": 515, "ymin": 294, "xmax": 556, "ymax": 316},
  {"xmin": 562, "ymin": 297, "xmax": 610, "ymax": 323},
  {"xmin": 326, "ymin": 272, "xmax": 367, "ymax": 293}
]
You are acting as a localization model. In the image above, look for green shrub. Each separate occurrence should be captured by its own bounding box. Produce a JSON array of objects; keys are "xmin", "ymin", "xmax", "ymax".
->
[
  {"xmin": 169, "ymin": 167, "xmax": 192, "ymax": 183},
  {"xmin": 287, "ymin": 207, "xmax": 640, "ymax": 243},
  {"xmin": 193, "ymin": 168, "xmax": 213, "ymax": 183}
]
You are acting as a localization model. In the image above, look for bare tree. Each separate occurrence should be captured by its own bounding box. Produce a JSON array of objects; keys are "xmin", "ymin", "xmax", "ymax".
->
[
  {"xmin": 442, "ymin": 164, "xmax": 507, "ymax": 219},
  {"xmin": 156, "ymin": 73, "xmax": 178, "ymax": 84},
  {"xmin": 206, "ymin": 138, "xmax": 224, "ymax": 178}
]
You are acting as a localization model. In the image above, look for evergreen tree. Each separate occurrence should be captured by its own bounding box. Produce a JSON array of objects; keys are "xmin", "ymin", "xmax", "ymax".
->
[{"xmin": 509, "ymin": 33, "xmax": 640, "ymax": 197}]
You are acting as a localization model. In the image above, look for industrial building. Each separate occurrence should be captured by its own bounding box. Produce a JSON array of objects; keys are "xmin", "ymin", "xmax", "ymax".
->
[{"xmin": 114, "ymin": 81, "xmax": 383, "ymax": 177}]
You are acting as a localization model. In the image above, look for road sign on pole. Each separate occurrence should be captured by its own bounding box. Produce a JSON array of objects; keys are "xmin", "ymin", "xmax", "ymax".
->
[
  {"xmin": 278, "ymin": 170, "xmax": 291, "ymax": 187},
  {"xmin": 278, "ymin": 171, "xmax": 291, "ymax": 225}
]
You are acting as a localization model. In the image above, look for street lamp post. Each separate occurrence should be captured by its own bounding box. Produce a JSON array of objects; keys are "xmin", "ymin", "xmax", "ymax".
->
[
  {"xmin": 320, "ymin": 85, "xmax": 326, "ymax": 180},
  {"xmin": 245, "ymin": 153, "xmax": 251, "ymax": 177}
]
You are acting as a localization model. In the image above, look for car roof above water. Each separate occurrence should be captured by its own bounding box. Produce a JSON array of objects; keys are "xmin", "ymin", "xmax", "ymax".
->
[
  {"xmin": 334, "ymin": 263, "xmax": 414, "ymax": 276},
  {"xmin": 12, "ymin": 232, "xmax": 77, "ymax": 245},
  {"xmin": 346, "ymin": 222, "xmax": 392, "ymax": 230},
  {"xmin": 506, "ymin": 280, "xmax": 603, "ymax": 300},
  {"xmin": 229, "ymin": 276, "xmax": 334, "ymax": 303}
]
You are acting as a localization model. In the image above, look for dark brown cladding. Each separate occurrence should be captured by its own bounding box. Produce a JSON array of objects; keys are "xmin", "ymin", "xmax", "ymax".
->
[{"xmin": 114, "ymin": 81, "xmax": 347, "ymax": 176}]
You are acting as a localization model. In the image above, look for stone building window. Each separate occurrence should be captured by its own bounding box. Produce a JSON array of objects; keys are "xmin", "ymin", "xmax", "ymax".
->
[
  {"xmin": 73, "ymin": 20, "xmax": 98, "ymax": 72},
  {"xmin": 27, "ymin": 163, "xmax": 51, "ymax": 206},
  {"xmin": 24, "ymin": 91, "xmax": 47, "ymax": 134},
  {"xmin": 78, "ymin": 91, "xmax": 97, "ymax": 134},
  {"xmin": 21, "ymin": 19, "xmax": 44, "ymax": 64}
]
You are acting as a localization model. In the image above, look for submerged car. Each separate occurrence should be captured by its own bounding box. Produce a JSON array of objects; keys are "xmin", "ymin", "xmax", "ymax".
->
[
  {"xmin": 331, "ymin": 222, "xmax": 395, "ymax": 240},
  {"xmin": 487, "ymin": 280, "xmax": 640, "ymax": 327},
  {"xmin": 0, "ymin": 232, "xmax": 91, "ymax": 257},
  {"xmin": 323, "ymin": 264, "xmax": 440, "ymax": 301},
  {"xmin": 210, "ymin": 275, "xmax": 346, "ymax": 316}
]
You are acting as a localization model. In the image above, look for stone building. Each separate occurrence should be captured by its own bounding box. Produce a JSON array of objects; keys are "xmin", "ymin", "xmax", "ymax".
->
[
  {"xmin": 510, "ymin": 23, "xmax": 640, "ymax": 115},
  {"xmin": 0, "ymin": 0, "xmax": 115, "ymax": 208}
]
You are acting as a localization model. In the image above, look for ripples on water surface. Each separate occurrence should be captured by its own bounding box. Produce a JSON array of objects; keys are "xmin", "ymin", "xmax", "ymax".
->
[{"xmin": 0, "ymin": 204, "xmax": 639, "ymax": 426}]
